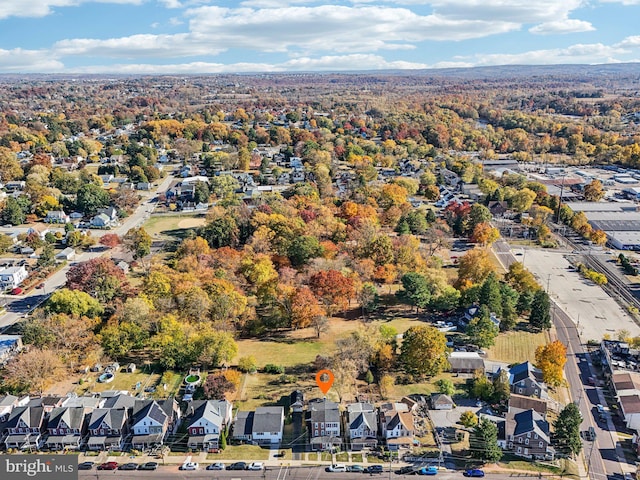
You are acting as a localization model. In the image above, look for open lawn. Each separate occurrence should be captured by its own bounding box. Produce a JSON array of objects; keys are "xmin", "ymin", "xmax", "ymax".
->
[
  {"xmin": 142, "ymin": 214, "xmax": 206, "ymax": 238},
  {"xmin": 486, "ymin": 327, "xmax": 550, "ymax": 364},
  {"xmin": 235, "ymin": 338, "xmax": 328, "ymax": 369},
  {"xmin": 207, "ymin": 445, "xmax": 270, "ymax": 461},
  {"xmin": 75, "ymin": 370, "xmax": 161, "ymax": 395}
]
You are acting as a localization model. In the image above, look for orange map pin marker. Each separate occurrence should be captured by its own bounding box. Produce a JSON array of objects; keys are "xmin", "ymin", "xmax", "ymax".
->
[{"xmin": 316, "ymin": 369, "xmax": 334, "ymax": 395}]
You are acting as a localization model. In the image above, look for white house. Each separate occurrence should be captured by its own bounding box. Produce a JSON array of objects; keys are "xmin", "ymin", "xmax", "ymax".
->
[
  {"xmin": 187, "ymin": 400, "xmax": 233, "ymax": 451},
  {"xmin": 251, "ymin": 406, "xmax": 284, "ymax": 445},
  {"xmin": 55, "ymin": 247, "xmax": 76, "ymax": 261},
  {"xmin": 45, "ymin": 210, "xmax": 70, "ymax": 224},
  {"xmin": 0, "ymin": 266, "xmax": 28, "ymax": 289}
]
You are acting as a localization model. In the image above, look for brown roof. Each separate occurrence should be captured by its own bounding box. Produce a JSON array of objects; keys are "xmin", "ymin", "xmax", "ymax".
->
[
  {"xmin": 612, "ymin": 372, "xmax": 640, "ymax": 393},
  {"xmin": 508, "ymin": 394, "xmax": 548, "ymax": 415},
  {"xmin": 620, "ymin": 394, "xmax": 640, "ymax": 415}
]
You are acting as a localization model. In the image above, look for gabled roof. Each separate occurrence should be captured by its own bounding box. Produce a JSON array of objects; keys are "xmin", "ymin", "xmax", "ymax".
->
[
  {"xmin": 188, "ymin": 400, "xmax": 227, "ymax": 428},
  {"xmin": 348, "ymin": 411, "xmax": 377, "ymax": 433},
  {"xmin": 48, "ymin": 407, "xmax": 86, "ymax": 430},
  {"xmin": 509, "ymin": 361, "xmax": 543, "ymax": 384},
  {"xmin": 132, "ymin": 400, "xmax": 168, "ymax": 426},
  {"xmin": 88, "ymin": 408, "xmax": 127, "ymax": 431},
  {"xmin": 6, "ymin": 406, "xmax": 44, "ymax": 429},
  {"xmin": 102, "ymin": 393, "xmax": 136, "ymax": 409},
  {"xmin": 508, "ymin": 394, "xmax": 548, "ymax": 416},
  {"xmin": 513, "ymin": 409, "xmax": 550, "ymax": 443},
  {"xmin": 0, "ymin": 394, "xmax": 18, "ymax": 408},
  {"xmin": 308, "ymin": 399, "xmax": 340, "ymax": 424},
  {"xmin": 252, "ymin": 406, "xmax": 284, "ymax": 434},
  {"xmin": 234, "ymin": 411, "xmax": 254, "ymax": 437},
  {"xmin": 386, "ymin": 411, "xmax": 414, "ymax": 432},
  {"xmin": 431, "ymin": 393, "xmax": 454, "ymax": 406}
]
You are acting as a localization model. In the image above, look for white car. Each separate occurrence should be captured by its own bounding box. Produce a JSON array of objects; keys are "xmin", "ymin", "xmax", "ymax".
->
[
  {"xmin": 247, "ymin": 462, "xmax": 264, "ymax": 471},
  {"xmin": 180, "ymin": 462, "xmax": 199, "ymax": 471},
  {"xmin": 326, "ymin": 464, "xmax": 347, "ymax": 472}
]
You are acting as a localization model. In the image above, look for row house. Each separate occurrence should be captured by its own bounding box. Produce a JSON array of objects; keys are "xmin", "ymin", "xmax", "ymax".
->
[
  {"xmin": 186, "ymin": 400, "xmax": 233, "ymax": 452},
  {"xmin": 130, "ymin": 398, "xmax": 181, "ymax": 450},
  {"xmin": 346, "ymin": 402, "xmax": 378, "ymax": 451},
  {"xmin": 4, "ymin": 406, "xmax": 46, "ymax": 450},
  {"xmin": 45, "ymin": 407, "xmax": 87, "ymax": 450},
  {"xmin": 87, "ymin": 408, "xmax": 129, "ymax": 451},
  {"xmin": 307, "ymin": 398, "xmax": 341, "ymax": 451}
]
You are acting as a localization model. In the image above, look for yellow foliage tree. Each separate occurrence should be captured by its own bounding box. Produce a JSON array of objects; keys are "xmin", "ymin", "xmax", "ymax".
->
[{"xmin": 535, "ymin": 341, "xmax": 567, "ymax": 387}]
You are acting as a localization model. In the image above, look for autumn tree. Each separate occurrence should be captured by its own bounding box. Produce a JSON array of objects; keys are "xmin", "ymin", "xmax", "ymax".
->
[
  {"xmin": 123, "ymin": 227, "xmax": 152, "ymax": 259},
  {"xmin": 309, "ymin": 270, "xmax": 355, "ymax": 315},
  {"xmin": 3, "ymin": 348, "xmax": 64, "ymax": 395},
  {"xmin": 471, "ymin": 222, "xmax": 499, "ymax": 246},
  {"xmin": 400, "ymin": 325, "xmax": 449, "ymax": 378},
  {"xmin": 505, "ymin": 261, "xmax": 539, "ymax": 293},
  {"xmin": 99, "ymin": 233, "xmax": 121, "ymax": 248},
  {"xmin": 456, "ymin": 248, "xmax": 496, "ymax": 288},
  {"xmin": 535, "ymin": 340, "xmax": 567, "ymax": 387},
  {"xmin": 46, "ymin": 288, "xmax": 104, "ymax": 317},
  {"xmin": 66, "ymin": 257, "xmax": 132, "ymax": 303},
  {"xmin": 203, "ymin": 374, "xmax": 236, "ymax": 400},
  {"xmin": 583, "ymin": 179, "xmax": 605, "ymax": 202}
]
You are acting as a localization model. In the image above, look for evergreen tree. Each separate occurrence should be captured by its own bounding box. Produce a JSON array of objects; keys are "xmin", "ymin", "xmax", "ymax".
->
[
  {"xmin": 529, "ymin": 290, "xmax": 552, "ymax": 330},
  {"xmin": 471, "ymin": 418, "xmax": 503, "ymax": 462},
  {"xmin": 478, "ymin": 273, "xmax": 502, "ymax": 316},
  {"xmin": 553, "ymin": 403, "xmax": 583, "ymax": 456}
]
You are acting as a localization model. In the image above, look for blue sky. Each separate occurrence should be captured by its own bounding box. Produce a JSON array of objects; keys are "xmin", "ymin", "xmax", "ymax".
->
[{"xmin": 1, "ymin": 0, "xmax": 640, "ymax": 73}]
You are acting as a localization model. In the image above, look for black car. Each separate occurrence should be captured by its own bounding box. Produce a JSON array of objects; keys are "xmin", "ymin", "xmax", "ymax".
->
[
  {"xmin": 137, "ymin": 462, "xmax": 159, "ymax": 471},
  {"xmin": 227, "ymin": 462, "xmax": 247, "ymax": 470},
  {"xmin": 365, "ymin": 465, "xmax": 384, "ymax": 474},
  {"xmin": 78, "ymin": 462, "xmax": 95, "ymax": 470},
  {"xmin": 396, "ymin": 466, "xmax": 416, "ymax": 475},
  {"xmin": 119, "ymin": 463, "xmax": 138, "ymax": 471}
]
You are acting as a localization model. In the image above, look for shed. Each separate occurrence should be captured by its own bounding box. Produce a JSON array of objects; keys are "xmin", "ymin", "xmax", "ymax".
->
[
  {"xmin": 448, "ymin": 352, "xmax": 485, "ymax": 374},
  {"xmin": 430, "ymin": 393, "xmax": 454, "ymax": 410},
  {"xmin": 127, "ymin": 363, "xmax": 136, "ymax": 373}
]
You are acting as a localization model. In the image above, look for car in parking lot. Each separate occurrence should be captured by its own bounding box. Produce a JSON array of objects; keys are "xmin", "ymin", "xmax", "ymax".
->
[
  {"xmin": 227, "ymin": 462, "xmax": 247, "ymax": 470},
  {"xmin": 97, "ymin": 462, "xmax": 119, "ymax": 470},
  {"xmin": 326, "ymin": 464, "xmax": 347, "ymax": 472},
  {"xmin": 137, "ymin": 462, "xmax": 158, "ymax": 471},
  {"xmin": 247, "ymin": 462, "xmax": 264, "ymax": 471},
  {"xmin": 348, "ymin": 465, "xmax": 365, "ymax": 472},
  {"xmin": 418, "ymin": 466, "xmax": 438, "ymax": 475},
  {"xmin": 463, "ymin": 469, "xmax": 485, "ymax": 477},
  {"xmin": 365, "ymin": 465, "xmax": 384, "ymax": 474},
  {"xmin": 118, "ymin": 463, "xmax": 138, "ymax": 471},
  {"xmin": 206, "ymin": 462, "xmax": 225, "ymax": 470},
  {"xmin": 78, "ymin": 462, "xmax": 95, "ymax": 470}
]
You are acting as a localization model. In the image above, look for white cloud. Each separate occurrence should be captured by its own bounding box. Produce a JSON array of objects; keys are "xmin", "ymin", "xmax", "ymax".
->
[
  {"xmin": 599, "ymin": 0, "xmax": 640, "ymax": 4},
  {"xmin": 0, "ymin": 48, "xmax": 64, "ymax": 72},
  {"xmin": 0, "ymin": 0, "xmax": 144, "ymax": 20},
  {"xmin": 615, "ymin": 36, "xmax": 640, "ymax": 47},
  {"xmin": 529, "ymin": 19, "xmax": 595, "ymax": 35}
]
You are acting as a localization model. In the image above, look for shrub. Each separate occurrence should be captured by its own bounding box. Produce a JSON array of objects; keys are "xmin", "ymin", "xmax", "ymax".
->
[
  {"xmin": 238, "ymin": 356, "xmax": 257, "ymax": 373},
  {"xmin": 264, "ymin": 364, "xmax": 285, "ymax": 374}
]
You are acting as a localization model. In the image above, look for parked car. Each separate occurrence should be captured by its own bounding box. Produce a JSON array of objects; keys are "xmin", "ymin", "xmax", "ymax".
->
[
  {"xmin": 180, "ymin": 462, "xmax": 199, "ymax": 470},
  {"xmin": 78, "ymin": 462, "xmax": 95, "ymax": 470},
  {"xmin": 97, "ymin": 462, "xmax": 119, "ymax": 470},
  {"xmin": 584, "ymin": 426, "xmax": 596, "ymax": 441},
  {"xmin": 463, "ymin": 469, "xmax": 485, "ymax": 477},
  {"xmin": 227, "ymin": 462, "xmax": 247, "ymax": 470},
  {"xmin": 396, "ymin": 466, "xmax": 416, "ymax": 475},
  {"xmin": 247, "ymin": 462, "xmax": 264, "ymax": 471},
  {"xmin": 418, "ymin": 467, "xmax": 438, "ymax": 475},
  {"xmin": 326, "ymin": 464, "xmax": 347, "ymax": 472},
  {"xmin": 206, "ymin": 463, "xmax": 225, "ymax": 470},
  {"xmin": 118, "ymin": 463, "xmax": 138, "ymax": 471},
  {"xmin": 348, "ymin": 465, "xmax": 365, "ymax": 472},
  {"xmin": 137, "ymin": 462, "xmax": 158, "ymax": 471},
  {"xmin": 365, "ymin": 465, "xmax": 384, "ymax": 474},
  {"xmin": 10, "ymin": 287, "xmax": 22, "ymax": 295}
]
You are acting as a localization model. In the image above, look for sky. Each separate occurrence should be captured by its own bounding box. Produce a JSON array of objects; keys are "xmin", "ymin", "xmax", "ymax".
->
[{"xmin": 1, "ymin": 0, "xmax": 640, "ymax": 74}]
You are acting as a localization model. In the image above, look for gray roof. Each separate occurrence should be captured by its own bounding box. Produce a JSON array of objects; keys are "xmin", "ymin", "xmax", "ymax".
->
[
  {"xmin": 188, "ymin": 400, "xmax": 229, "ymax": 428},
  {"xmin": 132, "ymin": 400, "xmax": 168, "ymax": 426},
  {"xmin": 0, "ymin": 395, "xmax": 18, "ymax": 407},
  {"xmin": 6, "ymin": 406, "xmax": 44, "ymax": 429},
  {"xmin": 431, "ymin": 393, "xmax": 454, "ymax": 406},
  {"xmin": 308, "ymin": 399, "xmax": 340, "ymax": 424},
  {"xmin": 348, "ymin": 411, "xmax": 377, "ymax": 433},
  {"xmin": 88, "ymin": 408, "xmax": 127, "ymax": 431},
  {"xmin": 234, "ymin": 411, "xmax": 254, "ymax": 437},
  {"xmin": 103, "ymin": 394, "xmax": 136, "ymax": 409},
  {"xmin": 252, "ymin": 406, "xmax": 284, "ymax": 435},
  {"xmin": 513, "ymin": 409, "xmax": 550, "ymax": 443},
  {"xmin": 48, "ymin": 407, "xmax": 86, "ymax": 430}
]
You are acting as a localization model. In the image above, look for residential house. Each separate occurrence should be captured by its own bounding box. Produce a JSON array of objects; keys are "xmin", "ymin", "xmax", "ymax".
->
[
  {"xmin": 0, "ymin": 266, "xmax": 28, "ymax": 290},
  {"xmin": 619, "ymin": 395, "xmax": 640, "ymax": 431},
  {"xmin": 87, "ymin": 408, "xmax": 129, "ymax": 451},
  {"xmin": 5, "ymin": 181, "xmax": 25, "ymax": 192},
  {"xmin": 380, "ymin": 404, "xmax": 415, "ymax": 450},
  {"xmin": 232, "ymin": 411, "xmax": 254, "ymax": 442},
  {"xmin": 508, "ymin": 394, "xmax": 548, "ymax": 417},
  {"xmin": 91, "ymin": 206, "xmax": 118, "ymax": 228},
  {"xmin": 136, "ymin": 182, "xmax": 152, "ymax": 191},
  {"xmin": 346, "ymin": 402, "xmax": 377, "ymax": 450},
  {"xmin": 26, "ymin": 225, "xmax": 50, "ymax": 240},
  {"xmin": 0, "ymin": 394, "xmax": 26, "ymax": 422},
  {"xmin": 506, "ymin": 409, "xmax": 553, "ymax": 460},
  {"xmin": 45, "ymin": 406, "xmax": 87, "ymax": 450},
  {"xmin": 252, "ymin": 406, "xmax": 284, "ymax": 445},
  {"xmin": 508, "ymin": 362, "xmax": 548, "ymax": 399},
  {"xmin": 0, "ymin": 335, "xmax": 23, "ymax": 364},
  {"xmin": 3, "ymin": 406, "xmax": 45, "ymax": 450},
  {"xmin": 34, "ymin": 396, "xmax": 67, "ymax": 414},
  {"xmin": 55, "ymin": 247, "xmax": 76, "ymax": 261},
  {"xmin": 430, "ymin": 394, "xmax": 455, "ymax": 410},
  {"xmin": 448, "ymin": 352, "xmax": 485, "ymax": 374},
  {"xmin": 488, "ymin": 201, "xmax": 509, "ymax": 217},
  {"xmin": 307, "ymin": 398, "xmax": 341, "ymax": 451},
  {"xmin": 45, "ymin": 210, "xmax": 70, "ymax": 224},
  {"xmin": 186, "ymin": 400, "xmax": 233, "ymax": 451},
  {"xmin": 130, "ymin": 398, "xmax": 180, "ymax": 449}
]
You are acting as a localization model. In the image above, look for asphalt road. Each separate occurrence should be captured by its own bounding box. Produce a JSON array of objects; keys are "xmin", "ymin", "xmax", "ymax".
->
[
  {"xmin": 0, "ymin": 174, "xmax": 175, "ymax": 332},
  {"xmin": 78, "ymin": 466, "xmax": 512, "ymax": 480}
]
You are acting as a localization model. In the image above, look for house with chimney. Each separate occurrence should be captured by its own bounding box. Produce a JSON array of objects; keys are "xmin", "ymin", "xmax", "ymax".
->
[
  {"xmin": 3, "ymin": 406, "xmax": 46, "ymax": 450},
  {"xmin": 346, "ymin": 402, "xmax": 378, "ymax": 450},
  {"xmin": 307, "ymin": 398, "xmax": 341, "ymax": 451},
  {"xmin": 186, "ymin": 400, "xmax": 233, "ymax": 452},
  {"xmin": 45, "ymin": 406, "xmax": 87, "ymax": 450}
]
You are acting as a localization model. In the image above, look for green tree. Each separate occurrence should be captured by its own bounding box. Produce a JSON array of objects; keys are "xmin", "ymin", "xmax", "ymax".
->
[
  {"xmin": 358, "ymin": 283, "xmax": 379, "ymax": 319},
  {"xmin": 365, "ymin": 369, "xmax": 374, "ymax": 385},
  {"xmin": 529, "ymin": 289, "xmax": 551, "ymax": 330},
  {"xmin": 0, "ymin": 233, "xmax": 14, "ymax": 252},
  {"xmin": 553, "ymin": 403, "xmax": 583, "ymax": 456},
  {"xmin": 238, "ymin": 355, "xmax": 257, "ymax": 373},
  {"xmin": 471, "ymin": 418, "xmax": 503, "ymax": 462},
  {"xmin": 199, "ymin": 216, "xmax": 239, "ymax": 248},
  {"xmin": 400, "ymin": 325, "xmax": 449, "ymax": 377},
  {"xmin": 194, "ymin": 181, "xmax": 210, "ymax": 204},
  {"xmin": 499, "ymin": 284, "xmax": 519, "ymax": 331},
  {"xmin": 468, "ymin": 203, "xmax": 492, "ymax": 232},
  {"xmin": 76, "ymin": 183, "xmax": 110, "ymax": 216},
  {"xmin": 37, "ymin": 244, "xmax": 56, "ymax": 269},
  {"xmin": 435, "ymin": 378, "xmax": 455, "ymax": 395},
  {"xmin": 460, "ymin": 411, "xmax": 478, "ymax": 428},
  {"xmin": 478, "ymin": 272, "xmax": 502, "ymax": 316},
  {"xmin": 123, "ymin": 227, "xmax": 152, "ymax": 259},
  {"xmin": 2, "ymin": 197, "xmax": 26, "ymax": 225},
  {"xmin": 46, "ymin": 288, "xmax": 104, "ymax": 317},
  {"xmin": 492, "ymin": 369, "xmax": 511, "ymax": 404},
  {"xmin": 397, "ymin": 272, "xmax": 431, "ymax": 312},
  {"xmin": 219, "ymin": 429, "xmax": 227, "ymax": 450},
  {"xmin": 466, "ymin": 314, "xmax": 499, "ymax": 348},
  {"xmin": 288, "ymin": 235, "xmax": 323, "ymax": 267}
]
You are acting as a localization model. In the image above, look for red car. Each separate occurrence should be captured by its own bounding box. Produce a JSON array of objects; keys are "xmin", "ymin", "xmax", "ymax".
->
[
  {"xmin": 10, "ymin": 287, "xmax": 22, "ymax": 295},
  {"xmin": 97, "ymin": 462, "xmax": 119, "ymax": 470}
]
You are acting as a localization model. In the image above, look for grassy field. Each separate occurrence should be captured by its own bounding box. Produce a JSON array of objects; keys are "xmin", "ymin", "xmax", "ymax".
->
[
  {"xmin": 142, "ymin": 214, "xmax": 206, "ymax": 237},
  {"xmin": 391, "ymin": 372, "xmax": 467, "ymax": 399},
  {"xmin": 206, "ymin": 445, "xmax": 269, "ymax": 461},
  {"xmin": 235, "ymin": 338, "xmax": 328, "ymax": 368},
  {"xmin": 486, "ymin": 327, "xmax": 550, "ymax": 364}
]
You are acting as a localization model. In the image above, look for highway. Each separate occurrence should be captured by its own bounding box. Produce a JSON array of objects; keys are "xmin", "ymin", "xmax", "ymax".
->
[
  {"xmin": 493, "ymin": 239, "xmax": 626, "ymax": 479},
  {"xmin": 0, "ymin": 174, "xmax": 175, "ymax": 332}
]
